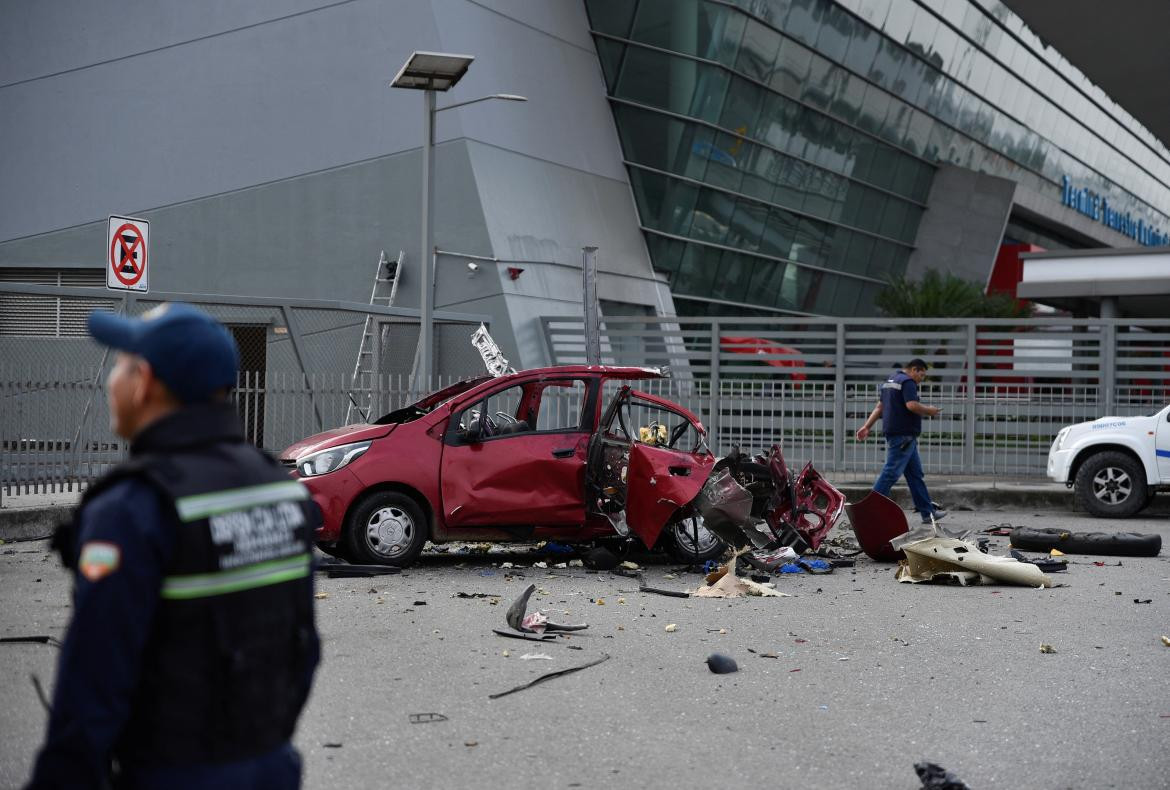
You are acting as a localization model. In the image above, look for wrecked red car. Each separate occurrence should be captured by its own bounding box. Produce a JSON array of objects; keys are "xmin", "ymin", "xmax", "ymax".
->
[{"xmin": 280, "ymin": 366, "xmax": 723, "ymax": 566}]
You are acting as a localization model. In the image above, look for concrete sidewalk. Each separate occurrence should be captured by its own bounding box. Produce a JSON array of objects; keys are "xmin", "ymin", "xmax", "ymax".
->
[{"xmin": 0, "ymin": 475, "xmax": 1077, "ymax": 543}]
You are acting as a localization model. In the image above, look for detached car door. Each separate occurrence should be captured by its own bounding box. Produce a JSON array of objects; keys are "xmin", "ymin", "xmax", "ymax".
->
[
  {"xmin": 590, "ymin": 386, "xmax": 715, "ymax": 548},
  {"xmin": 439, "ymin": 377, "xmax": 593, "ymax": 528}
]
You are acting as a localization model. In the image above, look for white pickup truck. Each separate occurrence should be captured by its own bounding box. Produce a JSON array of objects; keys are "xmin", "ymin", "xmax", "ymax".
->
[{"xmin": 1047, "ymin": 403, "xmax": 1170, "ymax": 517}]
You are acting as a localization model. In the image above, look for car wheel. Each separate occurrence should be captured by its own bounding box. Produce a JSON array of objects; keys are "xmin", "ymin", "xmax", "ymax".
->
[
  {"xmin": 1075, "ymin": 451, "xmax": 1147, "ymax": 518},
  {"xmin": 345, "ymin": 491, "xmax": 428, "ymax": 566},
  {"xmin": 663, "ymin": 512, "xmax": 727, "ymax": 562}
]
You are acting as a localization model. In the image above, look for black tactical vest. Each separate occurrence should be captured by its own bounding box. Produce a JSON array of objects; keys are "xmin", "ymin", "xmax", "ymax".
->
[{"xmin": 64, "ymin": 404, "xmax": 320, "ymax": 766}]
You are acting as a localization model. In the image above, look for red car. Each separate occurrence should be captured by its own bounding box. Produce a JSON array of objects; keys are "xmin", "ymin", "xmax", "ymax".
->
[{"xmin": 280, "ymin": 366, "xmax": 723, "ymax": 567}]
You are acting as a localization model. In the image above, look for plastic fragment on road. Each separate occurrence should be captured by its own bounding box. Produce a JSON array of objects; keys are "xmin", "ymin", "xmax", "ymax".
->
[
  {"xmin": 1161, "ymin": 635, "xmax": 1170, "ymax": 647},
  {"xmin": 892, "ymin": 523, "xmax": 1052, "ymax": 588},
  {"xmin": 488, "ymin": 654, "xmax": 611, "ymax": 699},
  {"xmin": 913, "ymin": 761, "xmax": 971, "ymax": 790},
  {"xmin": 844, "ymin": 490, "xmax": 910, "ymax": 562},
  {"xmin": 706, "ymin": 653, "xmax": 738, "ymax": 674},
  {"xmin": 520, "ymin": 653, "xmax": 554, "ymax": 661},
  {"xmin": 1040, "ymin": 644, "xmax": 1057, "ymax": 654},
  {"xmin": 665, "ymin": 624, "xmax": 678, "ymax": 632}
]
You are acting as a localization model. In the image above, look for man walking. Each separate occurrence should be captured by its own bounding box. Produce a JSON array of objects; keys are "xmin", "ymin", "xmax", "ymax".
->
[
  {"xmin": 855, "ymin": 358, "xmax": 946, "ymax": 525},
  {"xmin": 28, "ymin": 303, "xmax": 320, "ymax": 789}
]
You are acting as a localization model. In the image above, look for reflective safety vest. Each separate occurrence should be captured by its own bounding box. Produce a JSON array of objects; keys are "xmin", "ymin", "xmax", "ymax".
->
[{"xmin": 63, "ymin": 406, "xmax": 320, "ymax": 766}]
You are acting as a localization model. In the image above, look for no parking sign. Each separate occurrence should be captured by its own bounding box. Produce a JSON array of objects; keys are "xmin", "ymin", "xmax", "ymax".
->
[{"xmin": 106, "ymin": 215, "xmax": 149, "ymax": 292}]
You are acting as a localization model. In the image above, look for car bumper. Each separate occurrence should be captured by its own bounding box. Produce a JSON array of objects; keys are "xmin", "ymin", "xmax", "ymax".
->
[
  {"xmin": 299, "ymin": 467, "xmax": 366, "ymax": 543},
  {"xmin": 1047, "ymin": 446, "xmax": 1075, "ymax": 483}
]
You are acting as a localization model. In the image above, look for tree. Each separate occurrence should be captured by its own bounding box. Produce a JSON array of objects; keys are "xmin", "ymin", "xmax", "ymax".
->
[{"xmin": 875, "ymin": 269, "xmax": 1031, "ymax": 319}]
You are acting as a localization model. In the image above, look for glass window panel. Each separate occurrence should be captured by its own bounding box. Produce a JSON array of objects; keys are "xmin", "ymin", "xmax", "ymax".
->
[
  {"xmin": 791, "ymin": 218, "xmax": 827, "ymax": 268},
  {"xmin": 893, "ymin": 52, "xmax": 928, "ymax": 107},
  {"xmin": 879, "ymin": 198, "xmax": 909, "ymax": 241},
  {"xmin": 843, "ymin": 232, "xmax": 874, "ymax": 275},
  {"xmin": 740, "ymin": 144, "xmax": 779, "ymax": 202},
  {"xmin": 672, "ymin": 243, "xmax": 720, "ymax": 295},
  {"xmin": 736, "ymin": 19, "xmax": 781, "ymax": 82},
  {"xmin": 849, "ymin": 134, "xmax": 877, "ymax": 182},
  {"xmin": 720, "ymin": 76, "xmax": 764, "ymax": 135},
  {"xmin": 890, "ymin": 154, "xmax": 919, "ymax": 198},
  {"xmin": 839, "ymin": 184, "xmax": 864, "ymax": 227},
  {"xmin": 879, "ymin": 100, "xmax": 912, "ymax": 148},
  {"xmin": 772, "ymin": 157, "xmax": 808, "ymax": 212},
  {"xmin": 704, "ymin": 132, "xmax": 746, "ymax": 191},
  {"xmin": 757, "ymin": 92, "xmax": 800, "ymax": 150},
  {"xmin": 629, "ymin": 168, "xmax": 667, "ymax": 229},
  {"xmin": 615, "ymin": 46, "xmax": 675, "ymax": 110},
  {"xmin": 783, "ymin": 0, "xmax": 820, "ymax": 46},
  {"xmin": 832, "ymin": 276, "xmax": 863, "ymax": 314},
  {"xmin": 831, "ymin": 73, "xmax": 864, "ymax": 125},
  {"xmin": 614, "ymin": 104, "xmax": 670, "ymax": 172},
  {"xmin": 902, "ymin": 205, "xmax": 922, "ymax": 242},
  {"xmin": 883, "ymin": 0, "xmax": 915, "ymax": 44},
  {"xmin": 801, "ymin": 111, "xmax": 835, "ymax": 168},
  {"xmin": 868, "ymin": 38, "xmax": 904, "ymax": 90},
  {"xmin": 843, "ymin": 25, "xmax": 881, "ymax": 77},
  {"xmin": 594, "ymin": 38, "xmax": 626, "ymax": 92},
  {"xmin": 772, "ymin": 38, "xmax": 812, "ymax": 97},
  {"xmin": 856, "ymin": 188, "xmax": 885, "ymax": 234},
  {"xmin": 759, "ymin": 207, "xmax": 798, "ymax": 259},
  {"xmin": 645, "ymin": 235, "xmax": 684, "ymax": 274},
  {"xmin": 856, "ymin": 0, "xmax": 891, "ymax": 29},
  {"xmin": 585, "ymin": 0, "xmax": 637, "ymax": 37},
  {"xmin": 815, "ymin": 3, "xmax": 853, "ymax": 63},
  {"xmin": 856, "ymin": 85, "xmax": 890, "ymax": 134},
  {"xmin": 904, "ymin": 110, "xmax": 932, "ymax": 156},
  {"xmin": 748, "ymin": 258, "xmax": 788, "ymax": 306},
  {"xmin": 690, "ymin": 188, "xmax": 735, "ymax": 245},
  {"xmin": 709, "ymin": 3, "xmax": 746, "ymax": 67},
  {"xmin": 727, "ymin": 199, "xmax": 769, "ymax": 252},
  {"xmin": 802, "ymin": 55, "xmax": 837, "ymax": 111},
  {"xmin": 630, "ymin": 0, "xmax": 680, "ymax": 49},
  {"xmin": 681, "ymin": 123, "xmax": 717, "ymax": 181},
  {"xmin": 867, "ymin": 239, "xmax": 896, "ymax": 279},
  {"xmin": 690, "ymin": 64, "xmax": 731, "ymax": 123},
  {"xmin": 906, "ymin": 5, "xmax": 938, "ymax": 50},
  {"xmin": 867, "ymin": 143, "xmax": 897, "ymax": 189},
  {"xmin": 710, "ymin": 251, "xmax": 755, "ymax": 303},
  {"xmin": 931, "ymin": 24, "xmax": 959, "ymax": 77}
]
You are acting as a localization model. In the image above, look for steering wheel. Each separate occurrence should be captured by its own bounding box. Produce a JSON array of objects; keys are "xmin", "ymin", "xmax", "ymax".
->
[
  {"xmin": 494, "ymin": 411, "xmax": 518, "ymax": 425},
  {"xmin": 668, "ymin": 421, "xmax": 690, "ymax": 449}
]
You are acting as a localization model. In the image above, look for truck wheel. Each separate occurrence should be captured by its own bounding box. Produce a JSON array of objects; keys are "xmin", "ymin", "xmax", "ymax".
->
[
  {"xmin": 1075, "ymin": 451, "xmax": 1147, "ymax": 518},
  {"xmin": 345, "ymin": 491, "xmax": 428, "ymax": 567},
  {"xmin": 662, "ymin": 512, "xmax": 727, "ymax": 563}
]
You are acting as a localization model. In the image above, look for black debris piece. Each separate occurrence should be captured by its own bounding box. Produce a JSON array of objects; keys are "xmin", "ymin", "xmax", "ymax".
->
[
  {"xmin": 1010, "ymin": 526, "xmax": 1161, "ymax": 557},
  {"xmin": 1009, "ymin": 550, "xmax": 1068, "ymax": 572},
  {"xmin": 638, "ymin": 583, "xmax": 689, "ymax": 599},
  {"xmin": 412, "ymin": 600, "xmax": 427, "ymax": 606},
  {"xmin": 706, "ymin": 653, "xmax": 738, "ymax": 674},
  {"xmin": 489, "ymin": 654, "xmax": 611, "ymax": 699},
  {"xmin": 492, "ymin": 628, "xmax": 558, "ymax": 642},
  {"xmin": 1134, "ymin": 598, "xmax": 1152, "ymax": 604},
  {"xmin": 408, "ymin": 712, "xmax": 448, "ymax": 724},
  {"xmin": 323, "ymin": 743, "xmax": 343, "ymax": 749},
  {"xmin": 453, "ymin": 592, "xmax": 500, "ymax": 599},
  {"xmin": 321, "ymin": 564, "xmax": 402, "ymax": 578},
  {"xmin": 583, "ymin": 546, "xmax": 620, "ymax": 571},
  {"xmin": 914, "ymin": 761, "xmax": 971, "ymax": 790},
  {"xmin": 0, "ymin": 635, "xmax": 62, "ymax": 648}
]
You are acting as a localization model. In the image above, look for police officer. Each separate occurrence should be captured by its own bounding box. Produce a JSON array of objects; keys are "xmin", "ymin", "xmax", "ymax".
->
[
  {"xmin": 28, "ymin": 303, "xmax": 320, "ymax": 789},
  {"xmin": 854, "ymin": 358, "xmax": 946, "ymax": 525}
]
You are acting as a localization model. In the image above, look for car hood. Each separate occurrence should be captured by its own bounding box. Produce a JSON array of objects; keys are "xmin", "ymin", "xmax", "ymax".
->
[
  {"xmin": 280, "ymin": 423, "xmax": 395, "ymax": 461},
  {"xmin": 1065, "ymin": 414, "xmax": 1153, "ymax": 439}
]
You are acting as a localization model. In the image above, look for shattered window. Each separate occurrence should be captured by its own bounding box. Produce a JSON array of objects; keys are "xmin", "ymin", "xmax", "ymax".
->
[
  {"xmin": 606, "ymin": 392, "xmax": 702, "ymax": 452},
  {"xmin": 533, "ymin": 380, "xmax": 588, "ymax": 432}
]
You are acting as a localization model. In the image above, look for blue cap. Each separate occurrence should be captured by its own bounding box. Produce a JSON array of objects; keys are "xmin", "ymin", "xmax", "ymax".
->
[{"xmin": 88, "ymin": 303, "xmax": 239, "ymax": 403}]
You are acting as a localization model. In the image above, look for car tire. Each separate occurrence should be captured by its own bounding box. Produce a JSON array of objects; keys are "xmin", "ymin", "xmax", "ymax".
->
[
  {"xmin": 662, "ymin": 512, "xmax": 727, "ymax": 563},
  {"xmin": 345, "ymin": 491, "xmax": 428, "ymax": 567},
  {"xmin": 1074, "ymin": 451, "xmax": 1148, "ymax": 518}
]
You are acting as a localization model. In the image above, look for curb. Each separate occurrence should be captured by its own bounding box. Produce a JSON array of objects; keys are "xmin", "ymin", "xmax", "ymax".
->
[
  {"xmin": 837, "ymin": 485, "xmax": 1074, "ymax": 512},
  {"xmin": 0, "ymin": 506, "xmax": 71, "ymax": 543}
]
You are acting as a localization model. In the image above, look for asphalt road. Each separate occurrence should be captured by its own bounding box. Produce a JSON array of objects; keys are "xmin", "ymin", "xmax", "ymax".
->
[{"xmin": 2, "ymin": 506, "xmax": 1168, "ymax": 790}]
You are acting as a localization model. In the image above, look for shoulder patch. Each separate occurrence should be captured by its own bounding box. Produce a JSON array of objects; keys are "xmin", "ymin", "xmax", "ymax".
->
[{"xmin": 79, "ymin": 541, "xmax": 121, "ymax": 582}]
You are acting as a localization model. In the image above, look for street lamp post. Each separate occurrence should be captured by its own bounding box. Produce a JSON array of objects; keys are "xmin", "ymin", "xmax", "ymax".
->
[{"xmin": 390, "ymin": 52, "xmax": 525, "ymax": 391}]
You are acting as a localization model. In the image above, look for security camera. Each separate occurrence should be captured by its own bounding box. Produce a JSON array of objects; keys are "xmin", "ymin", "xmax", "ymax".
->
[{"xmin": 466, "ymin": 261, "xmax": 479, "ymax": 273}]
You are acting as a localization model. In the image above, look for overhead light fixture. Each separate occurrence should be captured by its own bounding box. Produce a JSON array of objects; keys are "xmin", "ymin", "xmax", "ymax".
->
[{"xmin": 391, "ymin": 51, "xmax": 475, "ymax": 92}]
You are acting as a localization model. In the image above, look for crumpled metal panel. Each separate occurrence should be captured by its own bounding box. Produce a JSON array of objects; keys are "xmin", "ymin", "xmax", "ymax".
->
[
  {"xmin": 694, "ymin": 470, "xmax": 773, "ymax": 549},
  {"xmin": 624, "ymin": 442, "xmax": 715, "ymax": 548},
  {"xmin": 763, "ymin": 446, "xmax": 845, "ymax": 552},
  {"xmin": 843, "ymin": 490, "xmax": 909, "ymax": 562}
]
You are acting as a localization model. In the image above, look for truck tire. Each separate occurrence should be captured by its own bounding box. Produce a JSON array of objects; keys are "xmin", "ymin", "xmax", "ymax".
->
[{"xmin": 1074, "ymin": 451, "xmax": 1147, "ymax": 518}]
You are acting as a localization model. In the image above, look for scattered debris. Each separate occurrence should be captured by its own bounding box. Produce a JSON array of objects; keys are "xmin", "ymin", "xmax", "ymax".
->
[
  {"xmin": 319, "ymin": 563, "xmax": 402, "ymax": 578},
  {"xmin": 314, "ymin": 592, "xmax": 329, "ymax": 600},
  {"xmin": 453, "ymin": 592, "xmax": 500, "ymax": 599},
  {"xmin": 1134, "ymin": 598, "xmax": 1152, "ymax": 604},
  {"xmin": 412, "ymin": 600, "xmax": 427, "ymax": 606},
  {"xmin": 893, "ymin": 524, "xmax": 1052, "ymax": 587},
  {"xmin": 693, "ymin": 549, "xmax": 791, "ymax": 598},
  {"xmin": 506, "ymin": 584, "xmax": 588, "ymax": 634},
  {"xmin": 913, "ymin": 761, "xmax": 970, "ymax": 790},
  {"xmin": 619, "ymin": 561, "xmax": 640, "ymax": 571},
  {"xmin": 520, "ymin": 653, "xmax": 554, "ymax": 661},
  {"xmin": 1009, "ymin": 550, "xmax": 1068, "ymax": 573},
  {"xmin": 638, "ymin": 581, "xmax": 689, "ymax": 599},
  {"xmin": 665, "ymin": 624, "xmax": 678, "ymax": 633},
  {"xmin": 845, "ymin": 490, "xmax": 909, "ymax": 561},
  {"xmin": 1161, "ymin": 636, "xmax": 1170, "ymax": 647},
  {"xmin": 493, "ymin": 629, "xmax": 558, "ymax": 642},
  {"xmin": 584, "ymin": 546, "xmax": 621, "ymax": 570},
  {"xmin": 464, "ymin": 741, "xmax": 478, "ymax": 748},
  {"xmin": 408, "ymin": 712, "xmax": 448, "ymax": 724},
  {"xmin": 323, "ymin": 742, "xmax": 343, "ymax": 749},
  {"xmin": 488, "ymin": 654, "xmax": 611, "ymax": 699},
  {"xmin": 0, "ymin": 635, "xmax": 62, "ymax": 648},
  {"xmin": 706, "ymin": 653, "xmax": 738, "ymax": 674},
  {"xmin": 1010, "ymin": 527, "xmax": 1161, "ymax": 557},
  {"xmin": 1040, "ymin": 644, "xmax": 1057, "ymax": 654},
  {"xmin": 502, "ymin": 650, "xmax": 510, "ymax": 657}
]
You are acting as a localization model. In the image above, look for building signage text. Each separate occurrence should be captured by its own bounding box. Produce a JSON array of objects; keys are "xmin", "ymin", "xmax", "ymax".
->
[{"xmin": 1061, "ymin": 176, "xmax": 1169, "ymax": 246}]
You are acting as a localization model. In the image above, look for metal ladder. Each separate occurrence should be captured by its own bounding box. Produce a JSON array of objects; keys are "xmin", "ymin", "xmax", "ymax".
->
[{"xmin": 345, "ymin": 250, "xmax": 403, "ymax": 425}]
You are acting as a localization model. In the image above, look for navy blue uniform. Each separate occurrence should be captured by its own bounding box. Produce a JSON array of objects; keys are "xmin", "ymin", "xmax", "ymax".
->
[
  {"xmin": 879, "ymin": 370, "xmax": 921, "ymax": 437},
  {"xmin": 872, "ymin": 370, "xmax": 937, "ymax": 521},
  {"xmin": 28, "ymin": 404, "xmax": 319, "ymax": 789}
]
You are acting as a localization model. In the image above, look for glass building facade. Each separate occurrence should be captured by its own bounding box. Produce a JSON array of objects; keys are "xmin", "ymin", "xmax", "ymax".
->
[{"xmin": 584, "ymin": 0, "xmax": 1170, "ymax": 317}]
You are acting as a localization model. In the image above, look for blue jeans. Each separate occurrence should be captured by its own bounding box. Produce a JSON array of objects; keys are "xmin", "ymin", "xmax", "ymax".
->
[
  {"xmin": 115, "ymin": 742, "xmax": 302, "ymax": 790},
  {"xmin": 873, "ymin": 435, "xmax": 934, "ymax": 518}
]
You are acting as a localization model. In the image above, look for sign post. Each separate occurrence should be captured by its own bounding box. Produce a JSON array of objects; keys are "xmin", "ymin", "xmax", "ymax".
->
[{"xmin": 106, "ymin": 215, "xmax": 149, "ymax": 292}]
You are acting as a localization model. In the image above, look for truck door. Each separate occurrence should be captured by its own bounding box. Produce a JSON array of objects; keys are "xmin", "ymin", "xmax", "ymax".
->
[{"xmin": 1156, "ymin": 405, "xmax": 1170, "ymax": 480}]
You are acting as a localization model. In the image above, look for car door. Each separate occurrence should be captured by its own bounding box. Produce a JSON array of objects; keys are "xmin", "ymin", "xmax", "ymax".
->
[
  {"xmin": 1156, "ymin": 404, "xmax": 1170, "ymax": 480},
  {"xmin": 589, "ymin": 386, "xmax": 715, "ymax": 548},
  {"xmin": 440, "ymin": 377, "xmax": 592, "ymax": 528}
]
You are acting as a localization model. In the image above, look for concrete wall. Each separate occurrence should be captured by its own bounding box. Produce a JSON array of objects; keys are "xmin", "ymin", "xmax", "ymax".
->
[
  {"xmin": 0, "ymin": 0, "xmax": 669, "ymax": 373},
  {"xmin": 906, "ymin": 164, "xmax": 1016, "ymax": 284}
]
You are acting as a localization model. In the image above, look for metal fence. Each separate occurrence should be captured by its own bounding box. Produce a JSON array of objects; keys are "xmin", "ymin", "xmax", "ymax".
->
[{"xmin": 5, "ymin": 301, "xmax": 1170, "ymax": 501}]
